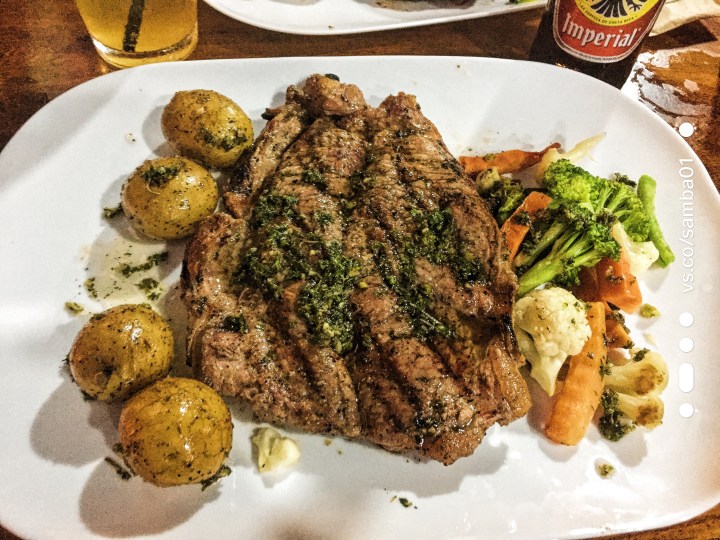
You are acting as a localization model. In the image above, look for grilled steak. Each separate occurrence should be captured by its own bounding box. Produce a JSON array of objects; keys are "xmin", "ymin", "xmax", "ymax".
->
[{"xmin": 182, "ymin": 75, "xmax": 531, "ymax": 465}]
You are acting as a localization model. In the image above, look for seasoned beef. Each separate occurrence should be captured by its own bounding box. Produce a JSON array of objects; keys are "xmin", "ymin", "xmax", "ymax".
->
[{"xmin": 182, "ymin": 74, "xmax": 531, "ymax": 465}]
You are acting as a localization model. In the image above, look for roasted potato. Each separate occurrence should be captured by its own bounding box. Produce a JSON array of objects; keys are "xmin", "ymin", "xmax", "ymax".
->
[
  {"xmin": 68, "ymin": 304, "xmax": 173, "ymax": 401},
  {"xmin": 118, "ymin": 377, "xmax": 233, "ymax": 487},
  {"xmin": 161, "ymin": 89, "xmax": 253, "ymax": 168},
  {"xmin": 121, "ymin": 156, "xmax": 218, "ymax": 240}
]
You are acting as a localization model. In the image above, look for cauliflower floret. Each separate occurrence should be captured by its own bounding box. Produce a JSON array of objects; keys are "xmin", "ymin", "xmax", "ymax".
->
[
  {"xmin": 605, "ymin": 348, "xmax": 669, "ymax": 397},
  {"xmin": 598, "ymin": 349, "xmax": 669, "ymax": 440},
  {"xmin": 611, "ymin": 222, "xmax": 659, "ymax": 276},
  {"xmin": 535, "ymin": 133, "xmax": 606, "ymax": 179},
  {"xmin": 252, "ymin": 427, "xmax": 300, "ymax": 473},
  {"xmin": 513, "ymin": 287, "xmax": 591, "ymax": 395}
]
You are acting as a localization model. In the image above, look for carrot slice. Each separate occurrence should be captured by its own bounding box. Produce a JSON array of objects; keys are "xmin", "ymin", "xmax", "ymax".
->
[
  {"xmin": 545, "ymin": 302, "xmax": 607, "ymax": 446},
  {"xmin": 596, "ymin": 254, "xmax": 642, "ymax": 313},
  {"xmin": 570, "ymin": 265, "xmax": 635, "ymax": 347},
  {"xmin": 569, "ymin": 265, "xmax": 599, "ymax": 303},
  {"xmin": 459, "ymin": 143, "xmax": 561, "ymax": 175},
  {"xmin": 500, "ymin": 191, "xmax": 552, "ymax": 261},
  {"xmin": 606, "ymin": 311, "xmax": 633, "ymax": 350}
]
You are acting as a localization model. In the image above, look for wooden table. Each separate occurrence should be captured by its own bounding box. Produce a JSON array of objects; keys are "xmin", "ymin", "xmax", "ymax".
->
[{"xmin": 1, "ymin": 1, "xmax": 719, "ymax": 538}]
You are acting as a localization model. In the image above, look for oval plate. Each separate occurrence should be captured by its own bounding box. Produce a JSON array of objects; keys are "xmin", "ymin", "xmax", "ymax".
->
[
  {"xmin": 0, "ymin": 56, "xmax": 718, "ymax": 539},
  {"xmin": 202, "ymin": 0, "xmax": 544, "ymax": 35}
]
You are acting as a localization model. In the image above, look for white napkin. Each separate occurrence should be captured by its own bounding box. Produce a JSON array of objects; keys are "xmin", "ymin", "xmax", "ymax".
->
[{"xmin": 651, "ymin": 0, "xmax": 720, "ymax": 35}]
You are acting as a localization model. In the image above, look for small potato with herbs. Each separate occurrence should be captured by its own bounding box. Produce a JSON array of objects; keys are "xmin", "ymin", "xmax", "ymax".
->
[
  {"xmin": 118, "ymin": 377, "xmax": 233, "ymax": 487},
  {"xmin": 161, "ymin": 89, "xmax": 253, "ymax": 168},
  {"xmin": 122, "ymin": 157, "xmax": 218, "ymax": 240},
  {"xmin": 68, "ymin": 304, "xmax": 173, "ymax": 401}
]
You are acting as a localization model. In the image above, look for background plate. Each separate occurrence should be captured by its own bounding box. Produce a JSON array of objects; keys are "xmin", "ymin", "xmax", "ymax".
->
[
  {"xmin": 202, "ymin": 0, "xmax": 543, "ymax": 35},
  {"xmin": 1, "ymin": 56, "xmax": 719, "ymax": 540}
]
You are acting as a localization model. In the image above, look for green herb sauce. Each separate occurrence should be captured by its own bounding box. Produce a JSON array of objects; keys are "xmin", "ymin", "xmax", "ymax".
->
[
  {"xmin": 201, "ymin": 127, "xmax": 247, "ymax": 151},
  {"xmin": 221, "ymin": 314, "xmax": 249, "ymax": 334},
  {"xmin": 136, "ymin": 277, "xmax": 162, "ymax": 300},
  {"xmin": 116, "ymin": 252, "xmax": 169, "ymax": 277},
  {"xmin": 142, "ymin": 163, "xmax": 181, "ymax": 188},
  {"xmin": 103, "ymin": 204, "xmax": 124, "ymax": 220},
  {"xmin": 236, "ymin": 179, "xmax": 486, "ymax": 353},
  {"xmin": 301, "ymin": 169, "xmax": 328, "ymax": 190}
]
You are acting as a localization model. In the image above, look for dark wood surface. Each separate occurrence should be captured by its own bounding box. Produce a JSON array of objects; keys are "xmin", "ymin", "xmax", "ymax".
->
[{"xmin": 1, "ymin": 1, "xmax": 719, "ymax": 538}]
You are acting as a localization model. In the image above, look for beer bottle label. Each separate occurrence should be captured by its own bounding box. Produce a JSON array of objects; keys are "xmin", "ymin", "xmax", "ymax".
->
[{"xmin": 552, "ymin": 0, "xmax": 665, "ymax": 63}]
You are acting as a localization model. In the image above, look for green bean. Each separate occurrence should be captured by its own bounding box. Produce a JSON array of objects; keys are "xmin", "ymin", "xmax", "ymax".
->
[{"xmin": 637, "ymin": 175, "xmax": 675, "ymax": 267}]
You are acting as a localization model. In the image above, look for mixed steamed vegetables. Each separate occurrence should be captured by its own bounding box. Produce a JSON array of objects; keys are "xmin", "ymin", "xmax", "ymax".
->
[{"xmin": 462, "ymin": 137, "xmax": 674, "ymax": 445}]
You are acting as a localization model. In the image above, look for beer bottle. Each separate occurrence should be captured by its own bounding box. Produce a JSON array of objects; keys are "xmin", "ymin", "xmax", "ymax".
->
[{"xmin": 529, "ymin": 0, "xmax": 667, "ymax": 88}]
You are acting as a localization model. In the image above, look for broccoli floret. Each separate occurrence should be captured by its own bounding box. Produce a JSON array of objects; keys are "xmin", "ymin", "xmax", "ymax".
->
[
  {"xmin": 513, "ymin": 160, "xmax": 663, "ymax": 296},
  {"xmin": 514, "ymin": 204, "xmax": 581, "ymax": 269},
  {"xmin": 515, "ymin": 203, "xmax": 620, "ymax": 296},
  {"xmin": 544, "ymin": 167, "xmax": 673, "ymax": 263},
  {"xmin": 602, "ymin": 178, "xmax": 650, "ymax": 242},
  {"xmin": 544, "ymin": 160, "xmax": 650, "ymax": 241},
  {"xmin": 475, "ymin": 168, "xmax": 526, "ymax": 224},
  {"xmin": 542, "ymin": 160, "xmax": 606, "ymax": 210},
  {"xmin": 604, "ymin": 349, "xmax": 669, "ymax": 396}
]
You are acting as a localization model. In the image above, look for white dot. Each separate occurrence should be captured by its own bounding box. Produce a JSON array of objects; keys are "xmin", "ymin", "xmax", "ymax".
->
[
  {"xmin": 678, "ymin": 122, "xmax": 695, "ymax": 137},
  {"xmin": 679, "ymin": 312, "xmax": 694, "ymax": 327},
  {"xmin": 679, "ymin": 337, "xmax": 694, "ymax": 353},
  {"xmin": 679, "ymin": 402, "xmax": 694, "ymax": 418}
]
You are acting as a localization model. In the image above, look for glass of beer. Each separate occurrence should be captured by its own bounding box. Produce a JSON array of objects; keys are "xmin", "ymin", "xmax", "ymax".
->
[{"xmin": 75, "ymin": 0, "xmax": 198, "ymax": 68}]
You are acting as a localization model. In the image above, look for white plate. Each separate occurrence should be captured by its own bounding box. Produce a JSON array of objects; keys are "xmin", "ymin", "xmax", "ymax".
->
[
  {"xmin": 1, "ymin": 57, "xmax": 719, "ymax": 540},
  {"xmin": 202, "ymin": 0, "xmax": 543, "ymax": 35}
]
